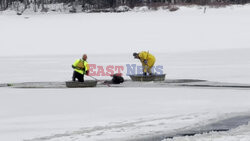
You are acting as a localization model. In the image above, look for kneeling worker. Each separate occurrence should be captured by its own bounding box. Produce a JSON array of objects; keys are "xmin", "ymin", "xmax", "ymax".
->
[
  {"xmin": 72, "ymin": 54, "xmax": 89, "ymax": 82},
  {"xmin": 133, "ymin": 51, "xmax": 156, "ymax": 76}
]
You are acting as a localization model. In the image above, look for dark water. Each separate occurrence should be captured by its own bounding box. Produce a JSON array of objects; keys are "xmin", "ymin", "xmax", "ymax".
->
[{"xmin": 2, "ymin": 79, "xmax": 250, "ymax": 89}]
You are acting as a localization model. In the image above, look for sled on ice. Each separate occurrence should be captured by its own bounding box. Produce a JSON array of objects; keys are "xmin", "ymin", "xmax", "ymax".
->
[
  {"xmin": 66, "ymin": 80, "xmax": 97, "ymax": 88},
  {"xmin": 129, "ymin": 74, "xmax": 166, "ymax": 82}
]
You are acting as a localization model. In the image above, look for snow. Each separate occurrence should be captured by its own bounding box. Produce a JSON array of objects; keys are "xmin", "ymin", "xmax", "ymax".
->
[
  {"xmin": 1, "ymin": 88, "xmax": 250, "ymax": 141},
  {"xmin": 1, "ymin": 48, "xmax": 250, "ymax": 84},
  {"xmin": 1, "ymin": 4, "xmax": 250, "ymax": 141},
  {"xmin": 1, "ymin": 5, "xmax": 250, "ymax": 56}
]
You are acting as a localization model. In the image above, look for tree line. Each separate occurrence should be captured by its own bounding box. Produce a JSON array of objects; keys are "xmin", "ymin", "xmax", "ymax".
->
[{"xmin": 1, "ymin": 0, "xmax": 250, "ymax": 12}]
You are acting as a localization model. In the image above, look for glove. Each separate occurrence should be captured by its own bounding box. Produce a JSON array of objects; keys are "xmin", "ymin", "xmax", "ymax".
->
[
  {"xmin": 143, "ymin": 60, "xmax": 148, "ymax": 65},
  {"xmin": 72, "ymin": 65, "xmax": 76, "ymax": 69},
  {"xmin": 72, "ymin": 65, "xmax": 84, "ymax": 70}
]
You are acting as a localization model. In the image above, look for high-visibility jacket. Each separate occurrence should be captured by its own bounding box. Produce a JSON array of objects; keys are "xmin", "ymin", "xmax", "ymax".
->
[
  {"xmin": 139, "ymin": 51, "xmax": 156, "ymax": 68},
  {"xmin": 72, "ymin": 59, "xmax": 89, "ymax": 75}
]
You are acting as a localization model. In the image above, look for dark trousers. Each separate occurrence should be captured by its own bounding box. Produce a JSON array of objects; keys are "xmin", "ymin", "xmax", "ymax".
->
[{"xmin": 72, "ymin": 71, "xmax": 84, "ymax": 82}]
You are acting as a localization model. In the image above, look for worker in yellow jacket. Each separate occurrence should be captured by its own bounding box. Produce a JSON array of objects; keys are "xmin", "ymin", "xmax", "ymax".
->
[
  {"xmin": 133, "ymin": 51, "xmax": 156, "ymax": 76},
  {"xmin": 72, "ymin": 54, "xmax": 89, "ymax": 82}
]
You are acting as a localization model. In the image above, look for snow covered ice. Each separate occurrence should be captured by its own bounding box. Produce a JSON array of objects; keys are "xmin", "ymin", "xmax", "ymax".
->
[{"xmin": 1, "ymin": 4, "xmax": 250, "ymax": 141}]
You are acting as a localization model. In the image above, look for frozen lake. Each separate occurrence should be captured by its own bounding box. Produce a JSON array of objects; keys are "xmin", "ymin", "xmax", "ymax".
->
[{"xmin": 1, "ymin": 4, "xmax": 250, "ymax": 141}]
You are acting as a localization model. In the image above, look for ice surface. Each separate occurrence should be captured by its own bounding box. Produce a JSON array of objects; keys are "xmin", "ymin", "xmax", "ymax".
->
[
  {"xmin": 1, "ymin": 5, "xmax": 250, "ymax": 56},
  {"xmin": 1, "ymin": 88, "xmax": 250, "ymax": 141}
]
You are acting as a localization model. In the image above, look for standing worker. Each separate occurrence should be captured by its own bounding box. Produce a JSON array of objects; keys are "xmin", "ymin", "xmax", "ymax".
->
[
  {"xmin": 133, "ymin": 51, "xmax": 156, "ymax": 76},
  {"xmin": 72, "ymin": 54, "xmax": 89, "ymax": 82}
]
